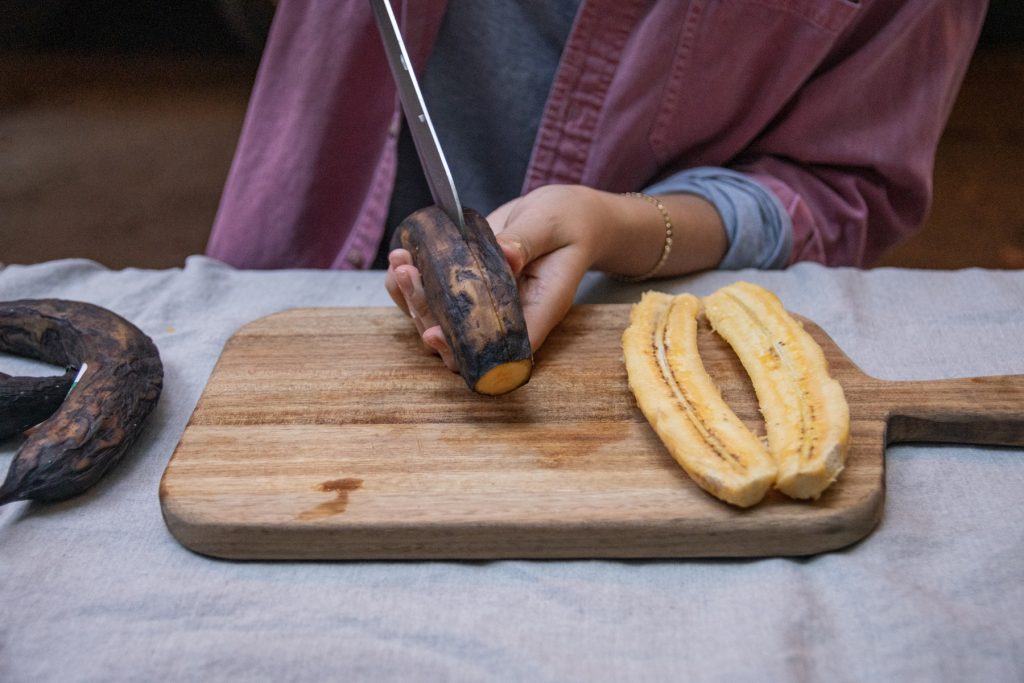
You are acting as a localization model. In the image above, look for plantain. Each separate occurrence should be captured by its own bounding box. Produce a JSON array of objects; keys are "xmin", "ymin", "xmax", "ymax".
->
[
  {"xmin": 622, "ymin": 292, "xmax": 777, "ymax": 507},
  {"xmin": 392, "ymin": 205, "xmax": 533, "ymax": 395},
  {"xmin": 0, "ymin": 368, "xmax": 76, "ymax": 440},
  {"xmin": 702, "ymin": 282, "xmax": 849, "ymax": 500},
  {"xmin": 0, "ymin": 299, "xmax": 163, "ymax": 505}
]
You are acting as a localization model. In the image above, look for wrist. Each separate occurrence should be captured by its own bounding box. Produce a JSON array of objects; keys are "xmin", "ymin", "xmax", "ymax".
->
[
  {"xmin": 591, "ymin": 190, "xmax": 675, "ymax": 276},
  {"xmin": 558, "ymin": 186, "xmax": 630, "ymax": 270},
  {"xmin": 588, "ymin": 189, "xmax": 649, "ymax": 271},
  {"xmin": 595, "ymin": 190, "xmax": 727, "ymax": 278}
]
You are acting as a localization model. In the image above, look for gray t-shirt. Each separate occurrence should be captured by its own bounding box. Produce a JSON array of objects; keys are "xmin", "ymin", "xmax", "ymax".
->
[{"xmin": 376, "ymin": 0, "xmax": 580, "ymax": 266}]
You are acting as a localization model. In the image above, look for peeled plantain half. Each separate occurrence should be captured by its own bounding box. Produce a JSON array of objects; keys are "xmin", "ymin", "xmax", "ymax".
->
[
  {"xmin": 0, "ymin": 299, "xmax": 163, "ymax": 505},
  {"xmin": 622, "ymin": 292, "xmax": 778, "ymax": 507},
  {"xmin": 623, "ymin": 285, "xmax": 850, "ymax": 506},
  {"xmin": 703, "ymin": 282, "xmax": 849, "ymax": 499}
]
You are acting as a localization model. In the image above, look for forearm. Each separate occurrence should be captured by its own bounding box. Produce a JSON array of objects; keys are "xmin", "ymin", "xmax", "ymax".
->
[{"xmin": 590, "ymin": 189, "xmax": 728, "ymax": 279}]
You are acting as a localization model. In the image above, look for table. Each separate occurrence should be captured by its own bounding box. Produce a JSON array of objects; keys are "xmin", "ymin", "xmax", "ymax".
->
[{"xmin": 2, "ymin": 256, "xmax": 1022, "ymax": 681}]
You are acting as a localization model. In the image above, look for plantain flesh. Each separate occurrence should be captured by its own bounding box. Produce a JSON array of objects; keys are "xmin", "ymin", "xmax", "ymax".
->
[
  {"xmin": 702, "ymin": 282, "xmax": 849, "ymax": 499},
  {"xmin": 623, "ymin": 292, "xmax": 777, "ymax": 507}
]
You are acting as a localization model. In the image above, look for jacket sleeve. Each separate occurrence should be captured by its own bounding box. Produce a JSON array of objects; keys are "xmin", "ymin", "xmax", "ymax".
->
[
  {"xmin": 645, "ymin": 167, "xmax": 792, "ymax": 269},
  {"xmin": 730, "ymin": 2, "xmax": 987, "ymax": 266}
]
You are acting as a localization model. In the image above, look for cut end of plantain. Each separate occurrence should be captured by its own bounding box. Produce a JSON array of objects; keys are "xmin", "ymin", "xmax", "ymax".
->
[{"xmin": 473, "ymin": 358, "xmax": 534, "ymax": 396}]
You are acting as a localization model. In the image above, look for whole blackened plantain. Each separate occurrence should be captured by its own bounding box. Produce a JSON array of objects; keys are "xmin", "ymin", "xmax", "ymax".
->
[{"xmin": 0, "ymin": 299, "xmax": 163, "ymax": 504}]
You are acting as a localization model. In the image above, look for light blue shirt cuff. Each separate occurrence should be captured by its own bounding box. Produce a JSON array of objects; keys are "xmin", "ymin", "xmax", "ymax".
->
[{"xmin": 645, "ymin": 167, "xmax": 793, "ymax": 270}]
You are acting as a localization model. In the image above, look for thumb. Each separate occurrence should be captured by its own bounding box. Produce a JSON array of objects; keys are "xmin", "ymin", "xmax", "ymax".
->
[
  {"xmin": 494, "ymin": 232, "xmax": 531, "ymax": 276},
  {"xmin": 488, "ymin": 212, "xmax": 569, "ymax": 277}
]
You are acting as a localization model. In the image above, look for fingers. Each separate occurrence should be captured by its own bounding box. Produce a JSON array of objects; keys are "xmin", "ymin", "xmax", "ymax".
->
[
  {"xmin": 384, "ymin": 249, "xmax": 413, "ymax": 316},
  {"xmin": 397, "ymin": 269, "xmax": 432, "ymax": 335},
  {"xmin": 485, "ymin": 198, "xmax": 516, "ymax": 234},
  {"xmin": 422, "ymin": 326, "xmax": 457, "ymax": 371},
  {"xmin": 488, "ymin": 211, "xmax": 562, "ymax": 278},
  {"xmin": 387, "ymin": 250, "xmax": 434, "ymax": 329},
  {"xmin": 387, "ymin": 249, "xmax": 458, "ymax": 370},
  {"xmin": 516, "ymin": 245, "xmax": 590, "ymax": 352},
  {"xmin": 486, "ymin": 187, "xmax": 596, "ymax": 354},
  {"xmin": 389, "ymin": 185, "xmax": 598, "ymax": 371}
]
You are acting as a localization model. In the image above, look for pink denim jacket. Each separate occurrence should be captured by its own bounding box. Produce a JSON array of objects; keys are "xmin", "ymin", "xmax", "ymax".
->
[{"xmin": 206, "ymin": 0, "xmax": 986, "ymax": 270}]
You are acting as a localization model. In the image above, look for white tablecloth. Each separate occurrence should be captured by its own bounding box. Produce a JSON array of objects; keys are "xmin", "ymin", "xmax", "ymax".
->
[{"xmin": 2, "ymin": 257, "xmax": 1022, "ymax": 682}]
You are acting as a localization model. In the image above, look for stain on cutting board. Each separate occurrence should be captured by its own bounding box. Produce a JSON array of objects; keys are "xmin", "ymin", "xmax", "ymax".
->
[{"xmin": 297, "ymin": 478, "xmax": 363, "ymax": 521}]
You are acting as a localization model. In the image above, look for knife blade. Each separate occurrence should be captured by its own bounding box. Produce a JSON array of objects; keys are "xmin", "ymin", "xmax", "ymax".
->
[{"xmin": 369, "ymin": 0, "xmax": 466, "ymax": 234}]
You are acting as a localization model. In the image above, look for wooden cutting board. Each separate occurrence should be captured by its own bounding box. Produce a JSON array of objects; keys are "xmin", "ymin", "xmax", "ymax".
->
[{"xmin": 159, "ymin": 305, "xmax": 1024, "ymax": 560}]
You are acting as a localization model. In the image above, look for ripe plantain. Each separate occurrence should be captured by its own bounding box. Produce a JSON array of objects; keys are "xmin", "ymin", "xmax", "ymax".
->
[
  {"xmin": 392, "ymin": 205, "xmax": 533, "ymax": 395},
  {"xmin": 622, "ymin": 291, "xmax": 777, "ymax": 507},
  {"xmin": 0, "ymin": 368, "xmax": 76, "ymax": 440},
  {"xmin": 702, "ymin": 282, "xmax": 849, "ymax": 499},
  {"xmin": 0, "ymin": 299, "xmax": 163, "ymax": 505}
]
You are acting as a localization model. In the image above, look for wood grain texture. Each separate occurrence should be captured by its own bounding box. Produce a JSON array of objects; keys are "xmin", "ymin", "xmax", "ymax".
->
[{"xmin": 159, "ymin": 305, "xmax": 1024, "ymax": 560}]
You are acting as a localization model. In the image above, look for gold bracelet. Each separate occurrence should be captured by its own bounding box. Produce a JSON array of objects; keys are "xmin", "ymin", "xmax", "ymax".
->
[{"xmin": 606, "ymin": 192, "xmax": 674, "ymax": 283}]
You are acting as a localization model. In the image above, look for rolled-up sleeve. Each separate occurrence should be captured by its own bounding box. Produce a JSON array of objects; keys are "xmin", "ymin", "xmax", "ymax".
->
[{"xmin": 646, "ymin": 167, "xmax": 793, "ymax": 269}]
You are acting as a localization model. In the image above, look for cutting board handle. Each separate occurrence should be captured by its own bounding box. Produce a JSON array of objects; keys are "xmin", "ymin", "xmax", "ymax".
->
[{"xmin": 883, "ymin": 374, "xmax": 1024, "ymax": 447}]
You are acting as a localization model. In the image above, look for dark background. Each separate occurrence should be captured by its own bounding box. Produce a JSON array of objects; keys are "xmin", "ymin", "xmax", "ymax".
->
[
  {"xmin": 4, "ymin": 1, "xmax": 1021, "ymax": 56},
  {"xmin": 2, "ymin": 1, "xmax": 1022, "ymax": 269},
  {"xmin": 0, "ymin": 0, "xmax": 272, "ymax": 54}
]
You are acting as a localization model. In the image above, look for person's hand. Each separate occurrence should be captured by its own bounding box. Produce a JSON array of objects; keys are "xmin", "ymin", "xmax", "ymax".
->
[
  {"xmin": 385, "ymin": 247, "xmax": 458, "ymax": 370},
  {"xmin": 385, "ymin": 184, "xmax": 727, "ymax": 369},
  {"xmin": 385, "ymin": 185, "xmax": 614, "ymax": 369}
]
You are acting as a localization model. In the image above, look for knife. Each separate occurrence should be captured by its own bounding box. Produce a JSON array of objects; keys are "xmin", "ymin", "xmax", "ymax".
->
[
  {"xmin": 368, "ymin": 0, "xmax": 534, "ymax": 396},
  {"xmin": 368, "ymin": 0, "xmax": 466, "ymax": 234}
]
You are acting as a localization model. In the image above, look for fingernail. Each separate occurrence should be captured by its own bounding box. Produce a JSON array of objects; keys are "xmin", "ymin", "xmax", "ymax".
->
[
  {"xmin": 396, "ymin": 269, "xmax": 413, "ymax": 297},
  {"xmin": 499, "ymin": 236, "xmax": 523, "ymax": 253}
]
